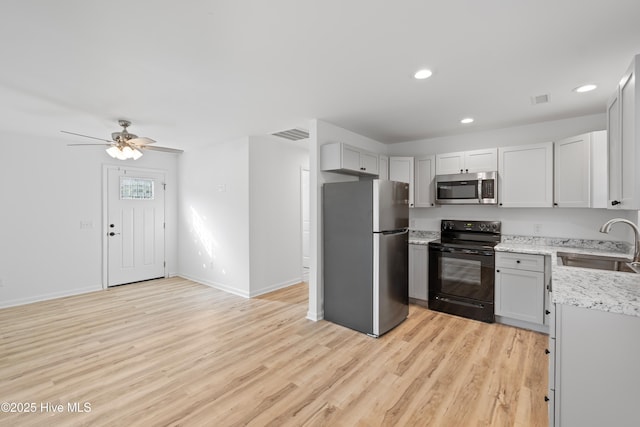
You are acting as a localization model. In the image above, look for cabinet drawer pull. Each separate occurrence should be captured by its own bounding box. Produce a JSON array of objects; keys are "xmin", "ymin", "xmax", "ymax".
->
[
  {"xmin": 544, "ymin": 395, "xmax": 550, "ymax": 402},
  {"xmin": 545, "ymin": 349, "xmax": 550, "ymax": 355},
  {"xmin": 546, "ymin": 310, "xmax": 551, "ymax": 315},
  {"xmin": 516, "ymin": 260, "xmax": 521, "ymax": 263}
]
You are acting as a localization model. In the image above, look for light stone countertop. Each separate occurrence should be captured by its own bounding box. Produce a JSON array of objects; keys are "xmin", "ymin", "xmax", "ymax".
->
[
  {"xmin": 496, "ymin": 236, "xmax": 640, "ymax": 317},
  {"xmin": 408, "ymin": 230, "xmax": 439, "ymax": 246}
]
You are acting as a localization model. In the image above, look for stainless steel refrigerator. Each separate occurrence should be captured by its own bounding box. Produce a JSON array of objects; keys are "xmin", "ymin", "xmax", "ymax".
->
[{"xmin": 323, "ymin": 179, "xmax": 409, "ymax": 337}]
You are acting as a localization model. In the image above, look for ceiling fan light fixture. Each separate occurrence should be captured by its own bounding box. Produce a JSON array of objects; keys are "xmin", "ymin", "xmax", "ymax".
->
[
  {"xmin": 106, "ymin": 146, "xmax": 120, "ymax": 158},
  {"xmin": 131, "ymin": 148, "xmax": 143, "ymax": 160},
  {"xmin": 115, "ymin": 149, "xmax": 128, "ymax": 161}
]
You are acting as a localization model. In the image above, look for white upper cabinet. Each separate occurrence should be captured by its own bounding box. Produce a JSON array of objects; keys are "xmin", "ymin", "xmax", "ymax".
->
[
  {"xmin": 608, "ymin": 92, "xmax": 622, "ymax": 207},
  {"xmin": 389, "ymin": 156, "xmax": 415, "ymax": 208},
  {"xmin": 320, "ymin": 142, "xmax": 379, "ymax": 176},
  {"xmin": 464, "ymin": 148, "xmax": 498, "ymax": 173},
  {"xmin": 498, "ymin": 142, "xmax": 553, "ymax": 207},
  {"xmin": 554, "ymin": 131, "xmax": 607, "ymax": 208},
  {"xmin": 436, "ymin": 148, "xmax": 497, "ymax": 175},
  {"xmin": 414, "ymin": 155, "xmax": 436, "ymax": 207},
  {"xmin": 378, "ymin": 155, "xmax": 389, "ymax": 180},
  {"xmin": 608, "ymin": 54, "xmax": 640, "ymax": 210},
  {"xmin": 435, "ymin": 151, "xmax": 464, "ymax": 175}
]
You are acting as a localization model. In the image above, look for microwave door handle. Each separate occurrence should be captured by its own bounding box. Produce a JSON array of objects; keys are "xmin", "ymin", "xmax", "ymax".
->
[{"xmin": 478, "ymin": 179, "xmax": 482, "ymax": 200}]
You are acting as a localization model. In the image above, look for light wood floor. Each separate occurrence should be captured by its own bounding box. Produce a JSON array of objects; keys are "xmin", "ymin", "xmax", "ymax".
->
[{"xmin": 0, "ymin": 277, "xmax": 548, "ymax": 426}]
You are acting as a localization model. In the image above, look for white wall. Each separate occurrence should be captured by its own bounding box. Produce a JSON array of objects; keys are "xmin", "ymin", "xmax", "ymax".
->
[
  {"xmin": 308, "ymin": 119, "xmax": 386, "ymax": 321},
  {"xmin": 177, "ymin": 135, "xmax": 309, "ymax": 298},
  {"xmin": 177, "ymin": 138, "xmax": 251, "ymax": 297},
  {"xmin": 248, "ymin": 135, "xmax": 309, "ymax": 296},
  {"xmin": 0, "ymin": 131, "xmax": 178, "ymax": 308},
  {"xmin": 390, "ymin": 113, "xmax": 636, "ymax": 243}
]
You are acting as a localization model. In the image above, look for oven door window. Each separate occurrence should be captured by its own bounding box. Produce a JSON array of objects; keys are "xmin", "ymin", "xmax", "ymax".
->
[
  {"xmin": 437, "ymin": 180, "xmax": 479, "ymax": 200},
  {"xmin": 434, "ymin": 251, "xmax": 494, "ymax": 301}
]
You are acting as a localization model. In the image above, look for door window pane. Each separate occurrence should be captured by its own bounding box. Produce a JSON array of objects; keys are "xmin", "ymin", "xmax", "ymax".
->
[{"xmin": 120, "ymin": 177, "xmax": 154, "ymax": 200}]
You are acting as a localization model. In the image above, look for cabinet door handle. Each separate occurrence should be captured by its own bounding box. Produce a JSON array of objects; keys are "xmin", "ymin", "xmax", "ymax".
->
[
  {"xmin": 611, "ymin": 200, "xmax": 621, "ymax": 206},
  {"xmin": 460, "ymin": 169, "xmax": 463, "ymax": 173},
  {"xmin": 496, "ymin": 269, "xmax": 500, "ymax": 273},
  {"xmin": 516, "ymin": 260, "xmax": 521, "ymax": 264},
  {"xmin": 544, "ymin": 396, "xmax": 550, "ymax": 402},
  {"xmin": 465, "ymin": 169, "xmax": 468, "ymax": 173},
  {"xmin": 545, "ymin": 349, "xmax": 550, "ymax": 355},
  {"xmin": 545, "ymin": 310, "xmax": 551, "ymax": 315}
]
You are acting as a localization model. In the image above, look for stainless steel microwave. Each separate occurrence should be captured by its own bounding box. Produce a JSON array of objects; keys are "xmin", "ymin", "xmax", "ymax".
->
[{"xmin": 435, "ymin": 171, "xmax": 498, "ymax": 205}]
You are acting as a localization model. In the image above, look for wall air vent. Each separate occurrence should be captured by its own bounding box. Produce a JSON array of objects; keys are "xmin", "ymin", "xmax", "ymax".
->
[
  {"xmin": 272, "ymin": 128, "xmax": 309, "ymax": 141},
  {"xmin": 531, "ymin": 93, "xmax": 550, "ymax": 105}
]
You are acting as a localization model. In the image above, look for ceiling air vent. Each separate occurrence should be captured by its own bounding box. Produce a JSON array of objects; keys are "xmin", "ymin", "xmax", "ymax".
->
[
  {"xmin": 531, "ymin": 93, "xmax": 550, "ymax": 105},
  {"xmin": 272, "ymin": 128, "xmax": 309, "ymax": 141}
]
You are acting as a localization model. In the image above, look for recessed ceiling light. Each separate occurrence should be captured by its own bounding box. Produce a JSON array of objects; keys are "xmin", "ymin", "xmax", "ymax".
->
[
  {"xmin": 414, "ymin": 69, "xmax": 433, "ymax": 80},
  {"xmin": 460, "ymin": 118, "xmax": 474, "ymax": 124},
  {"xmin": 574, "ymin": 84, "xmax": 597, "ymax": 93}
]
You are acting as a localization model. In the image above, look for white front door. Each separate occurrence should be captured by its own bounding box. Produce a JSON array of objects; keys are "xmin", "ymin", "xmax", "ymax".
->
[{"xmin": 106, "ymin": 167, "xmax": 166, "ymax": 287}]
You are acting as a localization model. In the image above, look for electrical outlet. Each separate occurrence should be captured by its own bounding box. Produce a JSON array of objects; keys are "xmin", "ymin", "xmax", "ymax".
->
[{"xmin": 533, "ymin": 224, "xmax": 542, "ymax": 235}]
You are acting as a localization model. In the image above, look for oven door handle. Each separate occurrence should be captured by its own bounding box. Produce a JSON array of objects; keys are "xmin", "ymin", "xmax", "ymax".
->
[
  {"xmin": 460, "ymin": 248, "xmax": 494, "ymax": 256},
  {"xmin": 432, "ymin": 247, "xmax": 494, "ymax": 256}
]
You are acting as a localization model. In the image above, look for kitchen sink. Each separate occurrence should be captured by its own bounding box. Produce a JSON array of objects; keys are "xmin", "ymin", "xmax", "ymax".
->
[{"xmin": 556, "ymin": 251, "xmax": 640, "ymax": 273}]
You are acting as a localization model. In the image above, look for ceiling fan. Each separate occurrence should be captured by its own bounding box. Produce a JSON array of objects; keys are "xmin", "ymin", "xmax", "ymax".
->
[{"xmin": 63, "ymin": 119, "xmax": 183, "ymax": 160}]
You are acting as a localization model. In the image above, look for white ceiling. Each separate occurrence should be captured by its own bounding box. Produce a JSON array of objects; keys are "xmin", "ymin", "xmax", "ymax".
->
[{"xmin": 2, "ymin": 1, "xmax": 640, "ymax": 150}]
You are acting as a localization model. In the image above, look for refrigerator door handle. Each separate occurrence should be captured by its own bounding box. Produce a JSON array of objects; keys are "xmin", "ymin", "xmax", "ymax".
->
[{"xmin": 378, "ymin": 228, "xmax": 409, "ymax": 236}]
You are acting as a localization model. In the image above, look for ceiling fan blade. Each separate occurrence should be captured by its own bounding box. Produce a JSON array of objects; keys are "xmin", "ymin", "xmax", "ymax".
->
[
  {"xmin": 128, "ymin": 136, "xmax": 156, "ymax": 145},
  {"xmin": 67, "ymin": 143, "xmax": 112, "ymax": 146},
  {"xmin": 143, "ymin": 145, "xmax": 184, "ymax": 154},
  {"xmin": 61, "ymin": 130, "xmax": 112, "ymax": 142}
]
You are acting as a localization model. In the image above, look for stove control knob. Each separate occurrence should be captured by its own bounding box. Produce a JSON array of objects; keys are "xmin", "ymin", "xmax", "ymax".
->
[{"xmin": 479, "ymin": 224, "xmax": 486, "ymax": 231}]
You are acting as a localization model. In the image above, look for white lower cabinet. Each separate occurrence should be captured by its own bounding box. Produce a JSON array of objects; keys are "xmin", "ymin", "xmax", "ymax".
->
[
  {"xmin": 549, "ymin": 303, "xmax": 640, "ymax": 426},
  {"xmin": 409, "ymin": 244, "xmax": 428, "ymax": 302},
  {"xmin": 495, "ymin": 252, "xmax": 548, "ymax": 332}
]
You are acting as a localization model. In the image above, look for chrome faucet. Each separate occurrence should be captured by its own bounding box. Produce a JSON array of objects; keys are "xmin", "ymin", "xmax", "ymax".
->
[{"xmin": 599, "ymin": 218, "xmax": 640, "ymax": 263}]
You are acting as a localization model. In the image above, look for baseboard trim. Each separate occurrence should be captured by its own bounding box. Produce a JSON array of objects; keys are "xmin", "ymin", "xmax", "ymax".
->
[
  {"xmin": 495, "ymin": 315, "xmax": 549, "ymax": 334},
  {"xmin": 179, "ymin": 274, "xmax": 251, "ymax": 298},
  {"xmin": 306, "ymin": 310, "xmax": 324, "ymax": 322},
  {"xmin": 0, "ymin": 285, "xmax": 102, "ymax": 309},
  {"xmin": 248, "ymin": 278, "xmax": 304, "ymax": 298}
]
